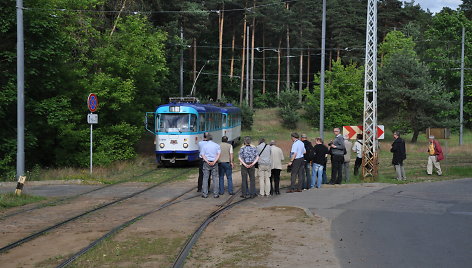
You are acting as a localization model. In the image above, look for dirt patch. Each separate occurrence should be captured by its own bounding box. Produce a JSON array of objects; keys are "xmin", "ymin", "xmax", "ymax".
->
[{"xmin": 186, "ymin": 205, "xmax": 339, "ymax": 268}]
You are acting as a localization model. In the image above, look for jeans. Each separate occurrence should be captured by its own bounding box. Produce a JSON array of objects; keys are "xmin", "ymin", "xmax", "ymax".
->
[
  {"xmin": 241, "ymin": 165, "xmax": 256, "ymax": 196},
  {"xmin": 202, "ymin": 162, "xmax": 219, "ymax": 196},
  {"xmin": 311, "ymin": 163, "xmax": 324, "ymax": 188},
  {"xmin": 302, "ymin": 161, "xmax": 311, "ymax": 189},
  {"xmin": 218, "ymin": 162, "xmax": 233, "ymax": 194}
]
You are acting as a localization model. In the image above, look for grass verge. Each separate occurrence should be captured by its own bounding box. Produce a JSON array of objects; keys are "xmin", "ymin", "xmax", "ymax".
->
[{"xmin": 0, "ymin": 193, "xmax": 46, "ymax": 209}]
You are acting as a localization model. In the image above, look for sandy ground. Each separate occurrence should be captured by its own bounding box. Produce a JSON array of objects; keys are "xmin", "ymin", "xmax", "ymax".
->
[{"xmin": 0, "ymin": 170, "xmax": 339, "ymax": 268}]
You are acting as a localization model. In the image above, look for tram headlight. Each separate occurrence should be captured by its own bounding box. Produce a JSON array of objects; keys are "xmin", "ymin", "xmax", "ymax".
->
[
  {"xmin": 159, "ymin": 143, "xmax": 165, "ymax": 148},
  {"xmin": 183, "ymin": 143, "xmax": 189, "ymax": 148}
]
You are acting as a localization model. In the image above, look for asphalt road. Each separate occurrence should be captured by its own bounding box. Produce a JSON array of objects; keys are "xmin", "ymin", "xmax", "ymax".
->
[{"xmin": 332, "ymin": 178, "xmax": 472, "ymax": 268}]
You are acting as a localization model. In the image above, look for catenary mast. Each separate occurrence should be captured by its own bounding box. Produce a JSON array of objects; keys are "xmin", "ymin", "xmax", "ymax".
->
[{"xmin": 362, "ymin": 0, "xmax": 378, "ymax": 179}]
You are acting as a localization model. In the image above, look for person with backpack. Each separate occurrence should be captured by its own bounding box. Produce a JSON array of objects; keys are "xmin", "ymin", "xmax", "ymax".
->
[
  {"xmin": 352, "ymin": 134, "xmax": 363, "ymax": 176},
  {"xmin": 301, "ymin": 134, "xmax": 314, "ymax": 190}
]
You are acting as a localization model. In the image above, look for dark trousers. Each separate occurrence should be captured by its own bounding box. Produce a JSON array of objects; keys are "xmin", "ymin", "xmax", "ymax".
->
[
  {"xmin": 290, "ymin": 158, "xmax": 305, "ymax": 190},
  {"xmin": 354, "ymin": 157, "xmax": 362, "ymax": 176},
  {"xmin": 330, "ymin": 155, "xmax": 344, "ymax": 184},
  {"xmin": 302, "ymin": 161, "xmax": 311, "ymax": 189},
  {"xmin": 270, "ymin": 169, "xmax": 281, "ymax": 194},
  {"xmin": 241, "ymin": 165, "xmax": 256, "ymax": 196},
  {"xmin": 198, "ymin": 158, "xmax": 211, "ymax": 191}
]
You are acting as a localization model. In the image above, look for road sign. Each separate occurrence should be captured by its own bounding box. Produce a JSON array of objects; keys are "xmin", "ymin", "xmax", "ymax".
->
[
  {"xmin": 87, "ymin": 93, "xmax": 98, "ymax": 112},
  {"xmin": 343, "ymin": 125, "xmax": 384, "ymax": 139},
  {"xmin": 87, "ymin": 113, "xmax": 98, "ymax": 124}
]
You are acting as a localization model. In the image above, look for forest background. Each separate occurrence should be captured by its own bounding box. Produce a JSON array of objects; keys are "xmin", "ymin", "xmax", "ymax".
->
[{"xmin": 1, "ymin": 0, "xmax": 471, "ymax": 179}]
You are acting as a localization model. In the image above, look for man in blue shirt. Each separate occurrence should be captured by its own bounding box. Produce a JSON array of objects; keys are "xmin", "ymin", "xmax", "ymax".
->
[
  {"xmin": 201, "ymin": 133, "xmax": 221, "ymax": 198},
  {"xmin": 197, "ymin": 132, "xmax": 210, "ymax": 192},
  {"xmin": 287, "ymin": 132, "xmax": 306, "ymax": 192}
]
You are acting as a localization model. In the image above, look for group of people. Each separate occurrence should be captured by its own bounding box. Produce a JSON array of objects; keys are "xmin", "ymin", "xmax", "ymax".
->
[
  {"xmin": 197, "ymin": 129, "xmax": 446, "ymax": 199},
  {"xmin": 197, "ymin": 132, "xmax": 286, "ymax": 198},
  {"xmin": 390, "ymin": 132, "xmax": 444, "ymax": 180}
]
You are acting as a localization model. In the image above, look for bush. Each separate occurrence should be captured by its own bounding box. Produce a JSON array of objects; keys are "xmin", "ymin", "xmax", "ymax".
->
[
  {"xmin": 277, "ymin": 89, "xmax": 300, "ymax": 129},
  {"xmin": 254, "ymin": 91, "xmax": 278, "ymax": 108},
  {"xmin": 240, "ymin": 103, "xmax": 254, "ymax": 130},
  {"xmin": 279, "ymin": 106, "xmax": 299, "ymax": 129}
]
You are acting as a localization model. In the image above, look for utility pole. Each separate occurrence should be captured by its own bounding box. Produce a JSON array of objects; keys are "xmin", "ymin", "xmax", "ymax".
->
[
  {"xmin": 180, "ymin": 26, "xmax": 184, "ymax": 98},
  {"xmin": 217, "ymin": 10, "xmax": 224, "ymax": 100},
  {"xmin": 460, "ymin": 27, "xmax": 465, "ymax": 145},
  {"xmin": 17, "ymin": 0, "xmax": 25, "ymax": 180},
  {"xmin": 362, "ymin": 0, "xmax": 378, "ymax": 180},
  {"xmin": 246, "ymin": 26, "xmax": 250, "ymax": 105},
  {"xmin": 320, "ymin": 0, "xmax": 326, "ymax": 140}
]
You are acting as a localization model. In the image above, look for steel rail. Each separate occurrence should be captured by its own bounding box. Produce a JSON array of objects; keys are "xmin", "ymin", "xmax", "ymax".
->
[
  {"xmin": 0, "ymin": 169, "xmax": 191, "ymax": 254},
  {"xmin": 172, "ymin": 188, "xmax": 247, "ymax": 268},
  {"xmin": 56, "ymin": 186, "xmax": 199, "ymax": 268},
  {"xmin": 0, "ymin": 169, "xmax": 158, "ymax": 220}
]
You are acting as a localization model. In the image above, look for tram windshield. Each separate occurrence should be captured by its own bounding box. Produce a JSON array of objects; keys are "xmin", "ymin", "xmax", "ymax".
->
[{"xmin": 157, "ymin": 113, "xmax": 197, "ymax": 133}]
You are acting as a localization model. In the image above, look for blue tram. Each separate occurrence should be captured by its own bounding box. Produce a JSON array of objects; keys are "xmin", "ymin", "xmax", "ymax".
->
[{"xmin": 145, "ymin": 97, "xmax": 241, "ymax": 165}]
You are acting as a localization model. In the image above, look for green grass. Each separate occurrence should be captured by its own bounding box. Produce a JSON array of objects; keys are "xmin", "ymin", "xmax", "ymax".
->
[
  {"xmin": 0, "ymin": 192, "xmax": 46, "ymax": 209},
  {"xmin": 5, "ymin": 156, "xmax": 198, "ymax": 185},
  {"xmin": 37, "ymin": 236, "xmax": 186, "ymax": 268},
  {"xmin": 242, "ymin": 108, "xmax": 472, "ymax": 183}
]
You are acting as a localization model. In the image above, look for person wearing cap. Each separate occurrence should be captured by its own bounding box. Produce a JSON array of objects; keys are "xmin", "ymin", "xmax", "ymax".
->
[
  {"xmin": 391, "ymin": 131, "xmax": 407, "ymax": 181},
  {"xmin": 301, "ymin": 134, "xmax": 314, "ymax": 190},
  {"xmin": 343, "ymin": 134, "xmax": 353, "ymax": 183},
  {"xmin": 269, "ymin": 140, "xmax": 284, "ymax": 195},
  {"xmin": 427, "ymin": 135, "xmax": 443, "ymax": 176},
  {"xmin": 287, "ymin": 132, "xmax": 306, "ymax": 192}
]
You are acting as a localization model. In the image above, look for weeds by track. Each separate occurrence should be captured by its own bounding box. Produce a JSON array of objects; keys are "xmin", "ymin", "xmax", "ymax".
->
[
  {"xmin": 172, "ymin": 188, "xmax": 248, "ymax": 268},
  {"xmin": 0, "ymin": 169, "xmax": 158, "ymax": 221},
  {"xmin": 0, "ymin": 169, "xmax": 192, "ymax": 254},
  {"xmin": 56, "ymin": 186, "xmax": 199, "ymax": 268}
]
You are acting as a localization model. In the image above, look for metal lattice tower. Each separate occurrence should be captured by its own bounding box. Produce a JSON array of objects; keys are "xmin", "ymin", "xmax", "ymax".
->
[{"xmin": 362, "ymin": 0, "xmax": 378, "ymax": 179}]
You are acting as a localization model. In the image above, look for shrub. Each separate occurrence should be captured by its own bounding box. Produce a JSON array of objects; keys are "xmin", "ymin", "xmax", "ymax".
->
[{"xmin": 240, "ymin": 103, "xmax": 254, "ymax": 130}]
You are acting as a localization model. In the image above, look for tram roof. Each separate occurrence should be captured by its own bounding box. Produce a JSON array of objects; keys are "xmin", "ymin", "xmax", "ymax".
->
[{"xmin": 157, "ymin": 102, "xmax": 240, "ymax": 114}]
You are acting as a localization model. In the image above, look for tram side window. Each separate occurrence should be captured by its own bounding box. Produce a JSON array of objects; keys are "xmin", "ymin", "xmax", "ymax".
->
[
  {"xmin": 199, "ymin": 114, "xmax": 205, "ymax": 132},
  {"xmin": 189, "ymin": 114, "xmax": 197, "ymax": 132}
]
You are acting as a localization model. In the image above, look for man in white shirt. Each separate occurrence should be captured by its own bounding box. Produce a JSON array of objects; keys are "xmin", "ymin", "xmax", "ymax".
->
[
  {"xmin": 201, "ymin": 133, "xmax": 221, "ymax": 198},
  {"xmin": 287, "ymin": 133, "xmax": 306, "ymax": 193}
]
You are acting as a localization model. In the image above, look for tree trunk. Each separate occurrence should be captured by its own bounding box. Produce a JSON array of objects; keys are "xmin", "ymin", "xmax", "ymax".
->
[
  {"xmin": 262, "ymin": 30, "xmax": 266, "ymax": 94},
  {"xmin": 110, "ymin": 0, "xmax": 127, "ymax": 37},
  {"xmin": 193, "ymin": 38, "xmax": 197, "ymax": 86},
  {"xmin": 336, "ymin": 47, "xmax": 340, "ymax": 60},
  {"xmin": 240, "ymin": 15, "xmax": 247, "ymax": 105},
  {"xmin": 249, "ymin": 11, "xmax": 255, "ymax": 109},
  {"xmin": 286, "ymin": 2, "xmax": 290, "ymax": 90},
  {"xmin": 298, "ymin": 50, "xmax": 303, "ymax": 103},
  {"xmin": 329, "ymin": 50, "xmax": 332, "ymax": 71},
  {"xmin": 217, "ymin": 9, "xmax": 224, "ymax": 100},
  {"xmin": 411, "ymin": 130, "xmax": 420, "ymax": 143},
  {"xmin": 306, "ymin": 49, "xmax": 310, "ymax": 90},
  {"xmin": 277, "ymin": 39, "xmax": 281, "ymax": 99},
  {"xmin": 230, "ymin": 32, "xmax": 235, "ymax": 78}
]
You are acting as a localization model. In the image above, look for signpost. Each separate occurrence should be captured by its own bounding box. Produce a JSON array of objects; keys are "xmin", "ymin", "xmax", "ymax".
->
[
  {"xmin": 87, "ymin": 94, "xmax": 98, "ymax": 174},
  {"xmin": 343, "ymin": 125, "xmax": 385, "ymax": 139}
]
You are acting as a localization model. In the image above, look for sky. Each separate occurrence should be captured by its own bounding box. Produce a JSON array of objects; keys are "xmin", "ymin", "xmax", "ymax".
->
[{"xmin": 412, "ymin": 0, "xmax": 462, "ymax": 13}]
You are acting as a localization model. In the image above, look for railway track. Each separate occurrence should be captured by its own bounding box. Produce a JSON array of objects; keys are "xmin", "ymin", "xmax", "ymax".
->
[
  {"xmin": 0, "ymin": 169, "xmax": 192, "ymax": 254},
  {"xmin": 0, "ymin": 169, "xmax": 158, "ymax": 220},
  {"xmin": 56, "ymin": 186, "xmax": 199, "ymax": 268}
]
